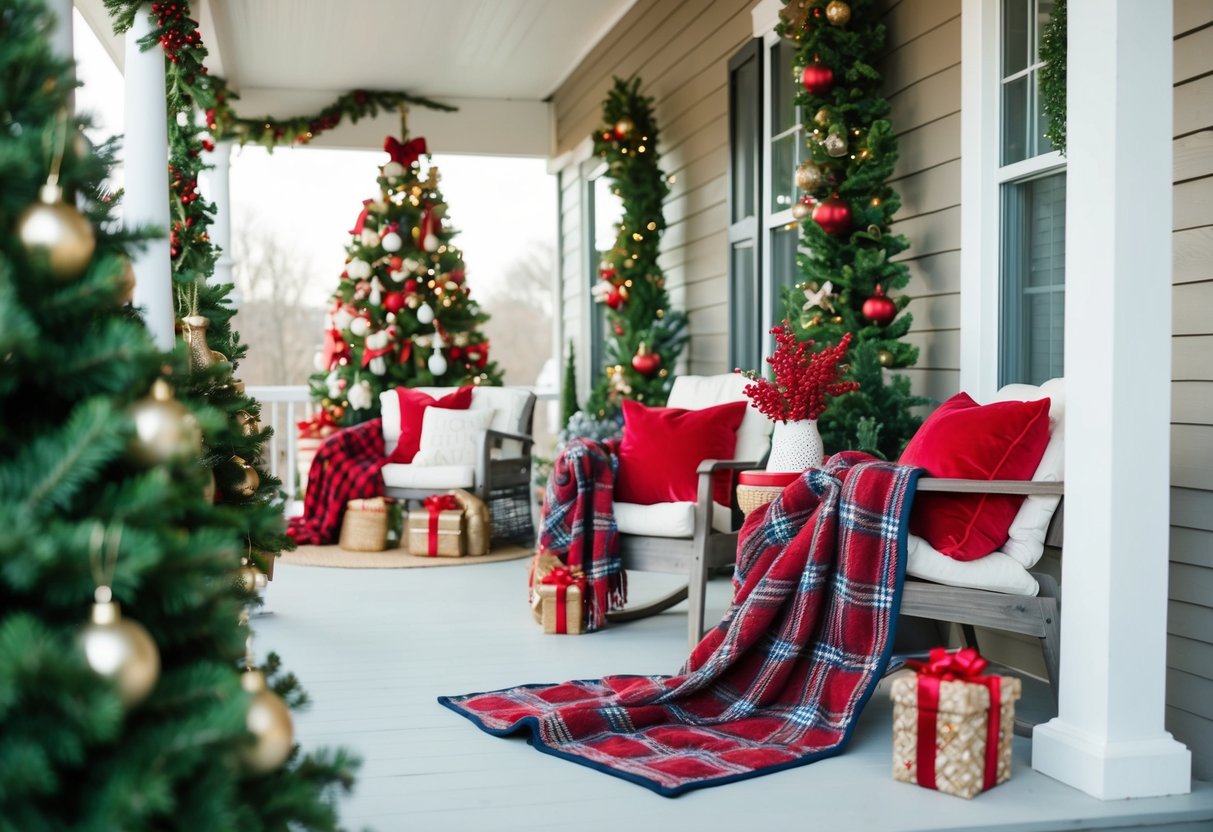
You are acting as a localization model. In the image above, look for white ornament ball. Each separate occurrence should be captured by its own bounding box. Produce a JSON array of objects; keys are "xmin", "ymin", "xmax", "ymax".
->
[
  {"xmin": 423, "ymin": 233, "xmax": 440, "ymax": 252},
  {"xmin": 416, "ymin": 302, "xmax": 435, "ymax": 325},
  {"xmin": 346, "ymin": 259, "xmax": 371, "ymax": 280},
  {"xmin": 349, "ymin": 316, "xmax": 370, "ymax": 337},
  {"xmin": 382, "ymin": 161, "xmax": 405, "ymax": 179},
  {"xmin": 428, "ymin": 349, "xmax": 448, "ymax": 376},
  {"xmin": 381, "ymin": 232, "xmax": 403, "ymax": 252}
]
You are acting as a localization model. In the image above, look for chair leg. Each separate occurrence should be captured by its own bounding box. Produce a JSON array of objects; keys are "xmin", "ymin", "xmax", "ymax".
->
[
  {"xmin": 1039, "ymin": 597, "xmax": 1061, "ymax": 704},
  {"xmin": 687, "ymin": 547, "xmax": 709, "ymax": 650}
]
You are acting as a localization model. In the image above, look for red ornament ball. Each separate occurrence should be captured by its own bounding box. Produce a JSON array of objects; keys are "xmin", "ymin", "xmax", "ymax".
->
[
  {"xmin": 801, "ymin": 63, "xmax": 834, "ymax": 95},
  {"xmin": 862, "ymin": 285, "xmax": 897, "ymax": 326},
  {"xmin": 449, "ymin": 346, "xmax": 463, "ymax": 360},
  {"xmin": 631, "ymin": 350, "xmax": 662, "ymax": 377},
  {"xmin": 389, "ymin": 256, "xmax": 403, "ymax": 271},
  {"xmin": 606, "ymin": 287, "xmax": 624, "ymax": 310},
  {"xmin": 404, "ymin": 279, "xmax": 418, "ymax": 294},
  {"xmin": 383, "ymin": 292, "xmax": 405, "ymax": 314},
  {"xmin": 812, "ymin": 196, "xmax": 851, "ymax": 235}
]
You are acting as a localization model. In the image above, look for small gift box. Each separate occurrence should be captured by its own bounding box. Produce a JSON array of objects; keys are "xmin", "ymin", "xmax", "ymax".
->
[
  {"xmin": 891, "ymin": 648, "xmax": 1021, "ymax": 799},
  {"xmin": 450, "ymin": 489, "xmax": 491, "ymax": 556},
  {"xmin": 536, "ymin": 565, "xmax": 586, "ymax": 635},
  {"xmin": 340, "ymin": 497, "xmax": 393, "ymax": 552},
  {"xmin": 407, "ymin": 494, "xmax": 465, "ymax": 557},
  {"xmin": 529, "ymin": 552, "xmax": 563, "ymax": 623}
]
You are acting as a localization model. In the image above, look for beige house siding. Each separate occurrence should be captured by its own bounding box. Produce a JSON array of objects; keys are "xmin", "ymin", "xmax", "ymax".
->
[
  {"xmin": 551, "ymin": 0, "xmax": 755, "ymax": 400},
  {"xmin": 1168, "ymin": 0, "xmax": 1213, "ymax": 782}
]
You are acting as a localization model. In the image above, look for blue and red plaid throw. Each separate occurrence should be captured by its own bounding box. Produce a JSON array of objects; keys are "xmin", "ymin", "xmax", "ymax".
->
[
  {"xmin": 441, "ymin": 452, "xmax": 920, "ymax": 796},
  {"xmin": 287, "ymin": 418, "xmax": 387, "ymax": 545},
  {"xmin": 535, "ymin": 437, "xmax": 626, "ymax": 631}
]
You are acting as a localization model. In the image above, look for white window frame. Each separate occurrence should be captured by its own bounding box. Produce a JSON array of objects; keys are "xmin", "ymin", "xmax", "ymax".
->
[{"xmin": 960, "ymin": 0, "xmax": 1065, "ymax": 400}]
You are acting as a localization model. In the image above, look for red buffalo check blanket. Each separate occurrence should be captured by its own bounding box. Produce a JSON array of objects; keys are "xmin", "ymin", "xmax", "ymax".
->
[
  {"xmin": 287, "ymin": 418, "xmax": 387, "ymax": 545},
  {"xmin": 440, "ymin": 452, "xmax": 920, "ymax": 796}
]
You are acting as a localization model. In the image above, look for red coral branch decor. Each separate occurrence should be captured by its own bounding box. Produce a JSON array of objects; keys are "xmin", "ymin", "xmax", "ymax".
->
[{"xmin": 741, "ymin": 323, "xmax": 859, "ymax": 422}]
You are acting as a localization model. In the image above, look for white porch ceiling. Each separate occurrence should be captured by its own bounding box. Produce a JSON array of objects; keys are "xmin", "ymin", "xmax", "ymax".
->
[{"xmin": 75, "ymin": 0, "xmax": 639, "ymax": 155}]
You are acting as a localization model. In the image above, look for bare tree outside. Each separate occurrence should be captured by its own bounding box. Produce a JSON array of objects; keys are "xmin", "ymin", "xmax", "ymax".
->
[{"xmin": 231, "ymin": 221, "xmax": 327, "ymax": 386}]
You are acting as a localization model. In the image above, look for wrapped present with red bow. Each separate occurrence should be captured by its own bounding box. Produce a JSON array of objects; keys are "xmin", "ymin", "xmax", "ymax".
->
[
  {"xmin": 406, "ymin": 494, "xmax": 465, "ymax": 557},
  {"xmin": 891, "ymin": 647, "xmax": 1021, "ymax": 799},
  {"xmin": 536, "ymin": 563, "xmax": 587, "ymax": 635}
]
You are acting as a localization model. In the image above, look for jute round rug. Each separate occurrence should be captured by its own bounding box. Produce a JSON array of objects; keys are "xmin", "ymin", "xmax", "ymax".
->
[{"xmin": 281, "ymin": 543, "xmax": 533, "ymax": 569}]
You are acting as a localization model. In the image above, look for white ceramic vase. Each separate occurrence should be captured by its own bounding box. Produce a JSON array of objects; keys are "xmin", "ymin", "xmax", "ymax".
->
[{"xmin": 765, "ymin": 419, "xmax": 824, "ymax": 473}]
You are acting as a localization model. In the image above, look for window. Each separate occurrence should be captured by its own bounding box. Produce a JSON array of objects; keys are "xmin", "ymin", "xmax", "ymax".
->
[
  {"xmin": 728, "ymin": 39, "xmax": 762, "ymax": 372},
  {"xmin": 998, "ymin": 0, "xmax": 1064, "ymax": 386},
  {"xmin": 763, "ymin": 38, "xmax": 802, "ymax": 348},
  {"xmin": 584, "ymin": 160, "xmax": 624, "ymax": 389}
]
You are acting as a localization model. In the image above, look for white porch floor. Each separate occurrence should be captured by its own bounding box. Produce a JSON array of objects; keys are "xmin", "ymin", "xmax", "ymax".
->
[{"xmin": 254, "ymin": 558, "xmax": 1213, "ymax": 832}]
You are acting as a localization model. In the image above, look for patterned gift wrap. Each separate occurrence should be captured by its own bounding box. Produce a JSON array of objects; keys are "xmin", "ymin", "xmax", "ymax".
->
[
  {"xmin": 406, "ymin": 496, "xmax": 466, "ymax": 557},
  {"xmin": 891, "ymin": 653, "xmax": 1021, "ymax": 799}
]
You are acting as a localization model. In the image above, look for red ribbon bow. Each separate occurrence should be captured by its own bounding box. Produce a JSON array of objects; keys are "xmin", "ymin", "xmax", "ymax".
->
[
  {"xmin": 349, "ymin": 198, "xmax": 373, "ymax": 236},
  {"xmin": 297, "ymin": 409, "xmax": 337, "ymax": 439},
  {"xmin": 905, "ymin": 648, "xmax": 1001, "ymax": 793},
  {"xmin": 385, "ymin": 135, "xmax": 428, "ymax": 167},
  {"xmin": 320, "ymin": 328, "xmax": 348, "ymax": 371},
  {"xmin": 361, "ymin": 333, "xmax": 395, "ymax": 369},
  {"xmin": 422, "ymin": 494, "xmax": 461, "ymax": 556},
  {"xmin": 541, "ymin": 567, "xmax": 586, "ymax": 634}
]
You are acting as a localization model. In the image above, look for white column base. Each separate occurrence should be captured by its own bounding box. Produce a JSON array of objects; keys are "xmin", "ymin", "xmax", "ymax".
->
[{"xmin": 1033, "ymin": 718, "xmax": 1192, "ymax": 800}]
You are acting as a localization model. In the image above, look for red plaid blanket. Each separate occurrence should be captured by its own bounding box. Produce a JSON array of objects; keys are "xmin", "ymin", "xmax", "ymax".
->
[
  {"xmin": 441, "ymin": 452, "xmax": 920, "ymax": 796},
  {"xmin": 287, "ymin": 419, "xmax": 387, "ymax": 545},
  {"xmin": 535, "ymin": 437, "xmax": 626, "ymax": 631}
]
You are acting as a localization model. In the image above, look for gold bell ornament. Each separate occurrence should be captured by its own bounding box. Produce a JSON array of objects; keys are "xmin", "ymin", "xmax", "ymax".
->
[
  {"xmin": 229, "ymin": 456, "xmax": 260, "ymax": 498},
  {"xmin": 182, "ymin": 313, "xmax": 216, "ymax": 374},
  {"xmin": 128, "ymin": 378, "xmax": 202, "ymax": 467},
  {"xmin": 235, "ymin": 410, "xmax": 260, "ymax": 438}
]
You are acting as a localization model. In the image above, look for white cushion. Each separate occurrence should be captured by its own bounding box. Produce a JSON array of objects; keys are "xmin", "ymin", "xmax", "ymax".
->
[
  {"xmin": 614, "ymin": 501, "xmax": 734, "ymax": 538},
  {"xmin": 381, "ymin": 463, "xmax": 475, "ymax": 489},
  {"xmin": 666, "ymin": 374, "xmax": 773, "ymax": 465},
  {"xmin": 413, "ymin": 407, "xmax": 495, "ymax": 467},
  {"xmin": 907, "ymin": 533, "xmax": 1039, "ymax": 596},
  {"xmin": 379, "ymin": 386, "xmax": 531, "ymax": 457},
  {"xmin": 987, "ymin": 378, "xmax": 1065, "ymax": 569}
]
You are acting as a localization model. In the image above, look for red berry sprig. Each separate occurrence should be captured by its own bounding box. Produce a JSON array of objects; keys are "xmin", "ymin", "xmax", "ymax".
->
[{"xmin": 740, "ymin": 324, "xmax": 859, "ymax": 422}]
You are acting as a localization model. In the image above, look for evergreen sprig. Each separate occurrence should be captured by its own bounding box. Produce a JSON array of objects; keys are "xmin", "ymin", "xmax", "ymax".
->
[{"xmin": 1039, "ymin": 0, "xmax": 1067, "ymax": 154}]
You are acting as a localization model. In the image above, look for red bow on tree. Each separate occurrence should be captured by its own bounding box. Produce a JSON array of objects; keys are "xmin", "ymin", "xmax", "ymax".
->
[
  {"xmin": 320, "ymin": 329, "xmax": 348, "ymax": 370},
  {"xmin": 348, "ymin": 198, "xmax": 373, "ymax": 236},
  {"xmin": 385, "ymin": 135, "xmax": 428, "ymax": 167}
]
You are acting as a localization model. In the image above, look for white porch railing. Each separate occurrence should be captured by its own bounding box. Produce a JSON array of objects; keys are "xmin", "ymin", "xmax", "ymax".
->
[{"xmin": 247, "ymin": 385, "xmax": 313, "ymax": 505}]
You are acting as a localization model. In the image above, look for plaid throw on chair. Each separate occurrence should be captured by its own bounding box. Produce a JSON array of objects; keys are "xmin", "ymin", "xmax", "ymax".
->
[
  {"xmin": 536, "ymin": 437, "xmax": 626, "ymax": 631},
  {"xmin": 287, "ymin": 418, "xmax": 387, "ymax": 546},
  {"xmin": 441, "ymin": 452, "xmax": 921, "ymax": 796}
]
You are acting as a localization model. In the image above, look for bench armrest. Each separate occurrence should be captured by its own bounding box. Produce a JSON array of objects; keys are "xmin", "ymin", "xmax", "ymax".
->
[{"xmin": 916, "ymin": 478, "xmax": 1064, "ymax": 496}]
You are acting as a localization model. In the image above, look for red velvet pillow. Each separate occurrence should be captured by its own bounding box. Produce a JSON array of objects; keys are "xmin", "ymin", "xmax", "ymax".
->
[
  {"xmin": 385, "ymin": 386, "xmax": 473, "ymax": 464},
  {"xmin": 899, "ymin": 392, "xmax": 1051, "ymax": 561},
  {"xmin": 615, "ymin": 399, "xmax": 747, "ymax": 506}
]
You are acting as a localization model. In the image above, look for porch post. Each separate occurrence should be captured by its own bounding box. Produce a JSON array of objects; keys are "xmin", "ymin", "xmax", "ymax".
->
[
  {"xmin": 206, "ymin": 140, "xmax": 235, "ymax": 291},
  {"xmin": 123, "ymin": 3, "xmax": 175, "ymax": 351},
  {"xmin": 46, "ymin": 0, "xmax": 73, "ymax": 63},
  {"xmin": 1031, "ymin": 0, "xmax": 1191, "ymax": 799}
]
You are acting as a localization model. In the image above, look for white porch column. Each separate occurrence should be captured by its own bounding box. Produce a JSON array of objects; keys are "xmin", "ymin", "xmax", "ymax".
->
[
  {"xmin": 123, "ymin": 4, "xmax": 175, "ymax": 351},
  {"xmin": 46, "ymin": 0, "xmax": 73, "ymax": 63},
  {"xmin": 205, "ymin": 140, "xmax": 235, "ymax": 290},
  {"xmin": 1031, "ymin": 0, "xmax": 1191, "ymax": 799}
]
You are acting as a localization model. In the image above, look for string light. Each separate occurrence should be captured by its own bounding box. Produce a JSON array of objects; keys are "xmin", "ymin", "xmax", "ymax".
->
[{"xmin": 646, "ymin": 221, "xmax": 657, "ymax": 230}]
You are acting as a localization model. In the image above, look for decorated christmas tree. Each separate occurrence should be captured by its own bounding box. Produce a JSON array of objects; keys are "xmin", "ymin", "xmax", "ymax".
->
[
  {"xmin": 309, "ymin": 131, "xmax": 502, "ymax": 428},
  {"xmin": 582, "ymin": 77, "xmax": 688, "ymax": 420},
  {"xmin": 2, "ymin": 0, "xmax": 355, "ymax": 826},
  {"xmin": 776, "ymin": 0, "xmax": 925, "ymax": 459}
]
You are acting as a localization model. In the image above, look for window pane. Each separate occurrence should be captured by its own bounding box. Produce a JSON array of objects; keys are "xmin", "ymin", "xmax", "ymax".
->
[
  {"xmin": 730, "ymin": 241, "xmax": 760, "ymax": 371},
  {"xmin": 771, "ymin": 133, "xmax": 796, "ymax": 212},
  {"xmin": 771, "ymin": 40, "xmax": 797, "ymax": 136},
  {"xmin": 1033, "ymin": 71, "xmax": 1055, "ymax": 156},
  {"xmin": 770, "ymin": 224, "xmax": 799, "ymax": 323},
  {"xmin": 731, "ymin": 52, "xmax": 759, "ymax": 222},
  {"xmin": 1001, "ymin": 75, "xmax": 1029, "ymax": 165},
  {"xmin": 592, "ymin": 175, "xmax": 623, "ymax": 253},
  {"xmin": 1003, "ymin": 0, "xmax": 1030, "ymax": 76},
  {"xmin": 1035, "ymin": 0, "xmax": 1055, "ymax": 64},
  {"xmin": 1001, "ymin": 171, "xmax": 1066, "ymax": 386}
]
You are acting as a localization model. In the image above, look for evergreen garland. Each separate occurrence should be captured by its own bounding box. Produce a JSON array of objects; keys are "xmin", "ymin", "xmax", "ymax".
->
[
  {"xmin": 777, "ymin": 0, "xmax": 925, "ymax": 459},
  {"xmin": 583, "ymin": 77, "xmax": 688, "ymax": 418},
  {"xmin": 560, "ymin": 340, "xmax": 580, "ymax": 430},
  {"xmin": 1039, "ymin": 0, "xmax": 1067, "ymax": 155}
]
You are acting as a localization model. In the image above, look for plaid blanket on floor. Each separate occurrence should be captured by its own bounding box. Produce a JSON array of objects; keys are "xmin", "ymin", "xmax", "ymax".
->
[
  {"xmin": 287, "ymin": 419, "xmax": 386, "ymax": 545},
  {"xmin": 441, "ymin": 452, "xmax": 920, "ymax": 796},
  {"xmin": 535, "ymin": 437, "xmax": 626, "ymax": 631}
]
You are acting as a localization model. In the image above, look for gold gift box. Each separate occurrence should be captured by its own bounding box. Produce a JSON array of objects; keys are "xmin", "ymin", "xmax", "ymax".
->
[
  {"xmin": 537, "ymin": 582, "xmax": 584, "ymax": 635},
  {"xmin": 450, "ymin": 489, "xmax": 491, "ymax": 556},
  {"xmin": 891, "ymin": 671, "xmax": 1021, "ymax": 799},
  {"xmin": 406, "ymin": 508, "xmax": 465, "ymax": 557}
]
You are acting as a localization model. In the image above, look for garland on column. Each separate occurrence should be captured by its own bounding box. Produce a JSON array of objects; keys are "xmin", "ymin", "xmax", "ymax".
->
[
  {"xmin": 105, "ymin": 0, "xmax": 360, "ymax": 816},
  {"xmin": 1039, "ymin": 0, "xmax": 1067, "ymax": 154},
  {"xmin": 583, "ymin": 76, "xmax": 688, "ymax": 419},
  {"xmin": 775, "ymin": 0, "xmax": 925, "ymax": 459}
]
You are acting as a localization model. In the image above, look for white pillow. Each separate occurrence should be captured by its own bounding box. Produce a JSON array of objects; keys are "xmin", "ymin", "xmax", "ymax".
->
[
  {"xmin": 907, "ymin": 534, "xmax": 1039, "ymax": 596},
  {"xmin": 412, "ymin": 408, "xmax": 494, "ymax": 467}
]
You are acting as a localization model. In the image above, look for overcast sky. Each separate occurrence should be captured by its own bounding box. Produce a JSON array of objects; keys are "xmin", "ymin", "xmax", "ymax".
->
[{"xmin": 72, "ymin": 9, "xmax": 556, "ymax": 310}]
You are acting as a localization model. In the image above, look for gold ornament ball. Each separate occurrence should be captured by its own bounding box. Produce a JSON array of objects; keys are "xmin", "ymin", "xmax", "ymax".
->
[
  {"xmin": 128, "ymin": 379, "xmax": 202, "ymax": 467},
  {"xmin": 81, "ymin": 599, "xmax": 161, "ymax": 705},
  {"xmin": 116, "ymin": 258, "xmax": 136, "ymax": 305},
  {"xmin": 17, "ymin": 185, "xmax": 96, "ymax": 281},
  {"xmin": 814, "ymin": 107, "xmax": 832, "ymax": 128},
  {"xmin": 231, "ymin": 456, "xmax": 260, "ymax": 498},
  {"xmin": 795, "ymin": 161, "xmax": 823, "ymax": 192},
  {"xmin": 826, "ymin": 0, "xmax": 852, "ymax": 26},
  {"xmin": 791, "ymin": 199, "xmax": 814, "ymax": 220},
  {"xmin": 242, "ymin": 669, "xmax": 294, "ymax": 773},
  {"xmin": 878, "ymin": 349, "xmax": 895, "ymax": 367},
  {"xmin": 237, "ymin": 564, "xmax": 267, "ymax": 592},
  {"xmin": 824, "ymin": 132, "xmax": 848, "ymax": 157},
  {"xmin": 613, "ymin": 116, "xmax": 635, "ymax": 138}
]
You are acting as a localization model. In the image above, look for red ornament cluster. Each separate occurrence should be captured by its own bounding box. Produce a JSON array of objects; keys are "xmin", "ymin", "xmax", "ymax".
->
[
  {"xmin": 151, "ymin": 2, "xmax": 205, "ymax": 65},
  {"xmin": 741, "ymin": 325, "xmax": 859, "ymax": 421}
]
